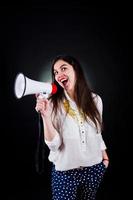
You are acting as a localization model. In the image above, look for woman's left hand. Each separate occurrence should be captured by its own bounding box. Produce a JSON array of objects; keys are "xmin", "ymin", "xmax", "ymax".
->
[{"xmin": 103, "ymin": 159, "xmax": 109, "ymax": 168}]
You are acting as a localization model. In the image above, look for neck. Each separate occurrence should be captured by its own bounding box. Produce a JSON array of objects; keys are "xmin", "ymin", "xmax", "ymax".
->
[{"xmin": 66, "ymin": 90, "xmax": 75, "ymax": 101}]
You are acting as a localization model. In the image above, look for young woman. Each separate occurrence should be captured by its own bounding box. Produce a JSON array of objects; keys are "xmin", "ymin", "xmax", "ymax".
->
[{"xmin": 35, "ymin": 55, "xmax": 109, "ymax": 200}]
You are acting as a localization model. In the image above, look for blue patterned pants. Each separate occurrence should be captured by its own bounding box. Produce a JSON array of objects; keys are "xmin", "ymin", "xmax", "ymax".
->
[{"xmin": 51, "ymin": 162, "xmax": 106, "ymax": 200}]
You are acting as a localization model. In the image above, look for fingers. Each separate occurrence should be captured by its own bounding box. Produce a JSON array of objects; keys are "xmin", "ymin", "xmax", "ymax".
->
[
  {"xmin": 35, "ymin": 101, "xmax": 45, "ymax": 113},
  {"xmin": 35, "ymin": 97, "xmax": 49, "ymax": 116}
]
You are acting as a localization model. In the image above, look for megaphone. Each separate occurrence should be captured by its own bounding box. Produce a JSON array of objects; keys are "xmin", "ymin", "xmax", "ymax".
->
[{"xmin": 14, "ymin": 73, "xmax": 57, "ymax": 99}]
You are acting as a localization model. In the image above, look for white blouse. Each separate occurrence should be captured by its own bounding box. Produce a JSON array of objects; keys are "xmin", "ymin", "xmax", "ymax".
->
[{"xmin": 45, "ymin": 92, "xmax": 107, "ymax": 171}]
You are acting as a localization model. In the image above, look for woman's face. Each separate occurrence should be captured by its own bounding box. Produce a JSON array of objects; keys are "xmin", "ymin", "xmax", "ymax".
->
[{"xmin": 53, "ymin": 59, "xmax": 76, "ymax": 94}]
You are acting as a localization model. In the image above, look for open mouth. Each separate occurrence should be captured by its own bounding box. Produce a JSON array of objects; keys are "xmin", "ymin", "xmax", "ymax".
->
[{"xmin": 60, "ymin": 78, "xmax": 68, "ymax": 88}]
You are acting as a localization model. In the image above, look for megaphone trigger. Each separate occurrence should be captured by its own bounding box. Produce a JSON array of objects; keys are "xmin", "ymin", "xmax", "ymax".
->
[{"xmin": 38, "ymin": 92, "xmax": 49, "ymax": 99}]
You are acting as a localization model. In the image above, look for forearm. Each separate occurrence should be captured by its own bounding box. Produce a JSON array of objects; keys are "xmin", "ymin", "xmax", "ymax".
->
[
  {"xmin": 102, "ymin": 150, "xmax": 109, "ymax": 160},
  {"xmin": 42, "ymin": 116, "xmax": 59, "ymax": 141},
  {"xmin": 42, "ymin": 116, "xmax": 62, "ymax": 151}
]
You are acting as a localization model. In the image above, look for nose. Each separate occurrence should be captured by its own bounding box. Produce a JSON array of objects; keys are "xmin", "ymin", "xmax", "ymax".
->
[{"xmin": 56, "ymin": 72, "xmax": 65, "ymax": 82}]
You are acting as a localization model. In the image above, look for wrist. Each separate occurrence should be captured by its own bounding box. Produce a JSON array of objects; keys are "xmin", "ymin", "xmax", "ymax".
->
[{"xmin": 103, "ymin": 158, "xmax": 109, "ymax": 161}]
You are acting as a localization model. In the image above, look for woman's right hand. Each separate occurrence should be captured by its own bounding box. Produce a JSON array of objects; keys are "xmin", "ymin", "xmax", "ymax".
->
[{"xmin": 35, "ymin": 94, "xmax": 52, "ymax": 118}]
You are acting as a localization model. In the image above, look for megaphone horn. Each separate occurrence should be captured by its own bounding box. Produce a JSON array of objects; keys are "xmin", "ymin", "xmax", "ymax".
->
[{"xmin": 14, "ymin": 73, "xmax": 57, "ymax": 99}]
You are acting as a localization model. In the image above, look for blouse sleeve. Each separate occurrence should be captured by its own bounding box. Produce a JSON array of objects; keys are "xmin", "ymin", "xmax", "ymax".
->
[
  {"xmin": 44, "ymin": 101, "xmax": 62, "ymax": 152},
  {"xmin": 99, "ymin": 133, "xmax": 107, "ymax": 150},
  {"xmin": 94, "ymin": 94, "xmax": 107, "ymax": 150},
  {"xmin": 45, "ymin": 133, "xmax": 62, "ymax": 152}
]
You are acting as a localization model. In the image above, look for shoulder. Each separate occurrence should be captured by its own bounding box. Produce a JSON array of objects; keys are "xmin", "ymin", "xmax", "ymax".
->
[
  {"xmin": 92, "ymin": 92, "xmax": 102, "ymax": 104},
  {"xmin": 92, "ymin": 92, "xmax": 103, "ymax": 113}
]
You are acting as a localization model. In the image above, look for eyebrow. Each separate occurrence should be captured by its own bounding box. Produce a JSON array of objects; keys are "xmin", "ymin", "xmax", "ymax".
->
[{"xmin": 54, "ymin": 64, "xmax": 67, "ymax": 72}]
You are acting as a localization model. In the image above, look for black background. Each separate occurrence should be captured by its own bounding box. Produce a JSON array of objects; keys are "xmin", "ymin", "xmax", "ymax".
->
[{"xmin": 0, "ymin": 2, "xmax": 130, "ymax": 200}]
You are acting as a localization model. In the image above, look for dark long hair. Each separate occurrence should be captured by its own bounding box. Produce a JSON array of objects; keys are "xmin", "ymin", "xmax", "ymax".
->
[{"xmin": 49, "ymin": 55, "xmax": 103, "ymax": 132}]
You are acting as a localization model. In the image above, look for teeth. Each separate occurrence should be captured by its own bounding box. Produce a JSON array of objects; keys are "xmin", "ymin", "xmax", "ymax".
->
[{"xmin": 60, "ymin": 79, "xmax": 67, "ymax": 82}]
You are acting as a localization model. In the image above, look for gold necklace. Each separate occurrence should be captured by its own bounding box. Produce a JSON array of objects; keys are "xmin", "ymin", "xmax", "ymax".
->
[{"xmin": 63, "ymin": 100, "xmax": 84, "ymax": 124}]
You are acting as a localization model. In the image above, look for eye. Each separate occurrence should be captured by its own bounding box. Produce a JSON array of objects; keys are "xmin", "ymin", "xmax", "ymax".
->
[
  {"xmin": 54, "ymin": 71, "xmax": 58, "ymax": 75},
  {"xmin": 62, "ymin": 67, "xmax": 66, "ymax": 71}
]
